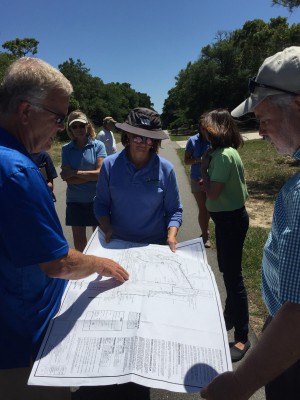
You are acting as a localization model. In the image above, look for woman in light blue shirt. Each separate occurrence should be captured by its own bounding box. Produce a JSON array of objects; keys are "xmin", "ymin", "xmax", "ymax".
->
[
  {"xmin": 94, "ymin": 108, "xmax": 182, "ymax": 252},
  {"xmin": 61, "ymin": 110, "xmax": 107, "ymax": 252},
  {"xmin": 184, "ymin": 125, "xmax": 211, "ymax": 247}
]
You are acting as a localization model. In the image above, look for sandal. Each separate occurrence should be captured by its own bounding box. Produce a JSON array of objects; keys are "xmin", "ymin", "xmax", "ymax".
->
[{"xmin": 230, "ymin": 341, "xmax": 250, "ymax": 362}]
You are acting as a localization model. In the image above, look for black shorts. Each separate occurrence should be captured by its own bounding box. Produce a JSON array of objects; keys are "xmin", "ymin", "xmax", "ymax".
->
[{"xmin": 66, "ymin": 202, "xmax": 98, "ymax": 227}]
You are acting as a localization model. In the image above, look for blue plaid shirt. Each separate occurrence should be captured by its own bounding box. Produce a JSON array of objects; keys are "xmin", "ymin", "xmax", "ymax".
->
[{"xmin": 262, "ymin": 148, "xmax": 300, "ymax": 316}]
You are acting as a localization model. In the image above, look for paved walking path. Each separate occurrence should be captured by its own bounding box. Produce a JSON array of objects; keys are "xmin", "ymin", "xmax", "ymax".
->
[
  {"xmin": 54, "ymin": 134, "xmax": 265, "ymax": 399},
  {"xmin": 176, "ymin": 131, "xmax": 261, "ymax": 149}
]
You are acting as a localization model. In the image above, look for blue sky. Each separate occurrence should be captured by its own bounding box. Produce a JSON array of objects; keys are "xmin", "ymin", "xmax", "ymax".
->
[{"xmin": 1, "ymin": 0, "xmax": 300, "ymax": 113}]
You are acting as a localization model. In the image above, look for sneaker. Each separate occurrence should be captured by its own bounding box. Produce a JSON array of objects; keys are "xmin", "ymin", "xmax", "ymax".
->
[
  {"xmin": 200, "ymin": 235, "xmax": 211, "ymax": 248},
  {"xmin": 204, "ymin": 239, "xmax": 211, "ymax": 248}
]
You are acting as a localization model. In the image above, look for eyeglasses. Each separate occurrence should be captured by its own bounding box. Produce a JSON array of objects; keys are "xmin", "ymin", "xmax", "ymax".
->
[
  {"xmin": 132, "ymin": 134, "xmax": 154, "ymax": 146},
  {"xmin": 248, "ymin": 76, "xmax": 298, "ymax": 96},
  {"xmin": 70, "ymin": 123, "xmax": 87, "ymax": 130},
  {"xmin": 31, "ymin": 103, "xmax": 67, "ymax": 125}
]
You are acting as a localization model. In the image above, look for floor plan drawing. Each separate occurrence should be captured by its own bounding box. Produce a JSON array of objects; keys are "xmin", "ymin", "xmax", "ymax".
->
[{"xmin": 29, "ymin": 230, "xmax": 232, "ymax": 392}]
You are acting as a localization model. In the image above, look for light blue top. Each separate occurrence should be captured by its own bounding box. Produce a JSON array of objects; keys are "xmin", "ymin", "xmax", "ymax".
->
[
  {"xmin": 262, "ymin": 148, "xmax": 300, "ymax": 316},
  {"xmin": 96, "ymin": 129, "xmax": 117, "ymax": 155},
  {"xmin": 185, "ymin": 133, "xmax": 210, "ymax": 180},
  {"xmin": 94, "ymin": 149, "xmax": 183, "ymax": 244},
  {"xmin": 62, "ymin": 139, "xmax": 106, "ymax": 203}
]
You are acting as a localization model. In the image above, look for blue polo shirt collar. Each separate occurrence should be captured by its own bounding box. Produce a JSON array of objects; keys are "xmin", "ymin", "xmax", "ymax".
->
[{"xmin": 69, "ymin": 138, "xmax": 94, "ymax": 150}]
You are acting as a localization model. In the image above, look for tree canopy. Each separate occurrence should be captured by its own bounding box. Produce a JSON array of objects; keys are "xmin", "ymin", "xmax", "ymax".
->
[
  {"xmin": 58, "ymin": 58, "xmax": 152, "ymax": 125},
  {"xmin": 0, "ymin": 40, "xmax": 153, "ymax": 127},
  {"xmin": 161, "ymin": 17, "xmax": 300, "ymax": 129},
  {"xmin": 272, "ymin": 0, "xmax": 300, "ymax": 11},
  {"xmin": 2, "ymin": 38, "xmax": 39, "ymax": 58}
]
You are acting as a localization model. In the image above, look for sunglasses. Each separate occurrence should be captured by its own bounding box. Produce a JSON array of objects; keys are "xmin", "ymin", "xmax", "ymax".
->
[
  {"xmin": 70, "ymin": 123, "xmax": 87, "ymax": 130},
  {"xmin": 31, "ymin": 103, "xmax": 67, "ymax": 125},
  {"xmin": 132, "ymin": 134, "xmax": 154, "ymax": 146},
  {"xmin": 248, "ymin": 76, "xmax": 298, "ymax": 96}
]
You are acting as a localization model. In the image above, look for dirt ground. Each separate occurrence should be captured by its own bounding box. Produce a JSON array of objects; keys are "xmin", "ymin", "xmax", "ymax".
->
[{"xmin": 246, "ymin": 198, "xmax": 273, "ymax": 229}]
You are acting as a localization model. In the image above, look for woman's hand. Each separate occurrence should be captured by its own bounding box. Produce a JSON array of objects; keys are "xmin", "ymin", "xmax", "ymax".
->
[
  {"xmin": 198, "ymin": 178, "xmax": 205, "ymax": 192},
  {"xmin": 60, "ymin": 165, "xmax": 77, "ymax": 180},
  {"xmin": 167, "ymin": 227, "xmax": 178, "ymax": 252},
  {"xmin": 99, "ymin": 216, "xmax": 113, "ymax": 243},
  {"xmin": 201, "ymin": 149, "xmax": 211, "ymax": 171}
]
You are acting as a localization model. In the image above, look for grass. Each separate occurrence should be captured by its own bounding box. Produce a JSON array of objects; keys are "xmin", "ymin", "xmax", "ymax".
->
[
  {"xmin": 50, "ymin": 140, "xmax": 64, "ymax": 166},
  {"xmin": 176, "ymin": 139, "xmax": 300, "ymax": 333},
  {"xmin": 169, "ymin": 134, "xmax": 192, "ymax": 142}
]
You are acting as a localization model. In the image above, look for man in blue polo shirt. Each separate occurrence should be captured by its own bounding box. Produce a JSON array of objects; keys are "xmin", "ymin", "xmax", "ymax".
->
[
  {"xmin": 201, "ymin": 47, "xmax": 300, "ymax": 400},
  {"xmin": 0, "ymin": 57, "xmax": 129, "ymax": 399}
]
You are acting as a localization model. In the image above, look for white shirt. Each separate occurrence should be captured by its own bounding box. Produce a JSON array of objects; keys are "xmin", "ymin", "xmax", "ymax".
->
[{"xmin": 96, "ymin": 129, "xmax": 117, "ymax": 155}]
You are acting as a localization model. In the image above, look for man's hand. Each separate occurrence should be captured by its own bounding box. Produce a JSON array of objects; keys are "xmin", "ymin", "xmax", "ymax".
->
[
  {"xmin": 97, "ymin": 257, "xmax": 129, "ymax": 282},
  {"xmin": 40, "ymin": 249, "xmax": 129, "ymax": 282}
]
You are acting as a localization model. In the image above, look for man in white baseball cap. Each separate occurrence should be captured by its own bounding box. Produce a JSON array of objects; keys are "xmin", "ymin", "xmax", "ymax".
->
[{"xmin": 202, "ymin": 47, "xmax": 300, "ymax": 400}]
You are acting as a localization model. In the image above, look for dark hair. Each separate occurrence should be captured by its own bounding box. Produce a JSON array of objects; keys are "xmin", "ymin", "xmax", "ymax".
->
[
  {"xmin": 121, "ymin": 132, "xmax": 161, "ymax": 153},
  {"xmin": 198, "ymin": 115, "xmax": 208, "ymax": 141},
  {"xmin": 201, "ymin": 109, "xmax": 243, "ymax": 149}
]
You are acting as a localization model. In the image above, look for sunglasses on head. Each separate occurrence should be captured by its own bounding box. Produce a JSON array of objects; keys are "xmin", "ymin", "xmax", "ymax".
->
[
  {"xmin": 248, "ymin": 76, "xmax": 298, "ymax": 96},
  {"xmin": 132, "ymin": 134, "xmax": 154, "ymax": 146},
  {"xmin": 70, "ymin": 123, "xmax": 87, "ymax": 130}
]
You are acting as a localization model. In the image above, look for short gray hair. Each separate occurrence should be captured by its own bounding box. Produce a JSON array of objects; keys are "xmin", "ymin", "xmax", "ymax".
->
[{"xmin": 0, "ymin": 57, "xmax": 73, "ymax": 114}]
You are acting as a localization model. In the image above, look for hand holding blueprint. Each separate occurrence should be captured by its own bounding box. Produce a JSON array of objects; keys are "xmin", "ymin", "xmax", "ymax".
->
[{"xmin": 29, "ymin": 229, "xmax": 232, "ymax": 392}]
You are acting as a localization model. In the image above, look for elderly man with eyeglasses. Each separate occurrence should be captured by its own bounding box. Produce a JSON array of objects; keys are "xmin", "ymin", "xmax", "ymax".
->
[
  {"xmin": 0, "ymin": 57, "xmax": 129, "ymax": 399},
  {"xmin": 201, "ymin": 46, "xmax": 300, "ymax": 400}
]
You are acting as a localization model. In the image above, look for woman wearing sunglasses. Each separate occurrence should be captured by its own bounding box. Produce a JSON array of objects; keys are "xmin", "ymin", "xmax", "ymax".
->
[
  {"xmin": 61, "ymin": 110, "xmax": 107, "ymax": 252},
  {"xmin": 94, "ymin": 107, "xmax": 182, "ymax": 252}
]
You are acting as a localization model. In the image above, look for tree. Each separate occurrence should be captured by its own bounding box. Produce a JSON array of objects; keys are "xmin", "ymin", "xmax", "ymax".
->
[
  {"xmin": 162, "ymin": 17, "xmax": 300, "ymax": 129},
  {"xmin": 59, "ymin": 58, "xmax": 153, "ymax": 126},
  {"xmin": 58, "ymin": 58, "xmax": 106, "ymax": 122},
  {"xmin": 0, "ymin": 53, "xmax": 16, "ymax": 82},
  {"xmin": 272, "ymin": 0, "xmax": 300, "ymax": 11},
  {"xmin": 2, "ymin": 38, "xmax": 39, "ymax": 57}
]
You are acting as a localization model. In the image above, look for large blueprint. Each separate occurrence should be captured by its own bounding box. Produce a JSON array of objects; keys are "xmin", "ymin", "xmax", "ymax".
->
[{"xmin": 29, "ymin": 229, "xmax": 232, "ymax": 392}]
